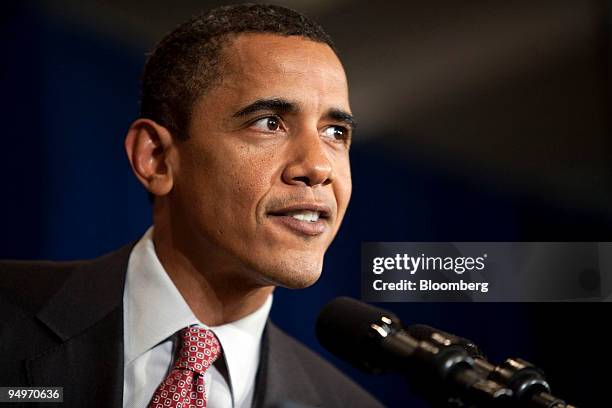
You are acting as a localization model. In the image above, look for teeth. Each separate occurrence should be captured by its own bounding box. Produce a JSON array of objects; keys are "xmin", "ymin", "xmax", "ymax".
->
[{"xmin": 289, "ymin": 210, "xmax": 320, "ymax": 222}]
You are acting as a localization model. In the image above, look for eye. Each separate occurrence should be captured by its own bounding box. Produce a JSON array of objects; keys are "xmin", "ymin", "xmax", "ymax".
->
[
  {"xmin": 251, "ymin": 116, "xmax": 282, "ymax": 132},
  {"xmin": 322, "ymin": 125, "xmax": 350, "ymax": 141}
]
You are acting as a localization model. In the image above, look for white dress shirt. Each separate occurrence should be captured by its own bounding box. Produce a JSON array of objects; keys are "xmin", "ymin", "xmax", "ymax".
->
[{"xmin": 122, "ymin": 227, "xmax": 272, "ymax": 408}]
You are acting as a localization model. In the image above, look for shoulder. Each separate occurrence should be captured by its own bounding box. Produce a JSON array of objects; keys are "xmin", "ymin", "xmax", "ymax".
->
[
  {"xmin": 0, "ymin": 244, "xmax": 133, "ymax": 357},
  {"xmin": 266, "ymin": 322, "xmax": 384, "ymax": 408},
  {"xmin": 0, "ymin": 243, "xmax": 135, "ymax": 313},
  {"xmin": 0, "ymin": 258, "xmax": 80, "ymax": 314}
]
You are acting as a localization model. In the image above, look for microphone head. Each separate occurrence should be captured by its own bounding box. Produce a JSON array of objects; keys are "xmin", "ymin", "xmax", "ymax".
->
[{"xmin": 315, "ymin": 297, "xmax": 402, "ymax": 373}]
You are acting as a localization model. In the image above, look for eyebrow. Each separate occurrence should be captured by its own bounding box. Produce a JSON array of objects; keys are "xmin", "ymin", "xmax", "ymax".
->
[
  {"xmin": 232, "ymin": 98, "xmax": 296, "ymax": 117},
  {"xmin": 326, "ymin": 108, "xmax": 357, "ymax": 130},
  {"xmin": 232, "ymin": 97, "xmax": 357, "ymax": 130}
]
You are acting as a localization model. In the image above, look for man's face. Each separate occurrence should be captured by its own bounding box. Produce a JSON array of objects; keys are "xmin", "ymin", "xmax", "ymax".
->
[{"xmin": 169, "ymin": 33, "xmax": 353, "ymax": 289}]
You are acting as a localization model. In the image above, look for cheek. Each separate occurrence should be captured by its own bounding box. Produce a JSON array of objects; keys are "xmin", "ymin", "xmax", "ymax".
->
[
  {"xmin": 334, "ymin": 156, "xmax": 353, "ymax": 215},
  {"xmin": 228, "ymin": 146, "xmax": 280, "ymax": 213},
  {"xmin": 183, "ymin": 142, "xmax": 280, "ymax": 221}
]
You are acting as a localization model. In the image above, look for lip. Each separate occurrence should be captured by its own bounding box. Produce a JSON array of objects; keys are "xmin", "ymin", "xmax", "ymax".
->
[
  {"xmin": 266, "ymin": 202, "xmax": 333, "ymax": 237},
  {"xmin": 268, "ymin": 215, "xmax": 327, "ymax": 236},
  {"xmin": 267, "ymin": 203, "xmax": 332, "ymax": 219}
]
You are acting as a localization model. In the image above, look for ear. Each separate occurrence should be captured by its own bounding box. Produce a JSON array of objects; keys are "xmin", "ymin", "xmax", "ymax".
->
[{"xmin": 124, "ymin": 118, "xmax": 175, "ymax": 197}]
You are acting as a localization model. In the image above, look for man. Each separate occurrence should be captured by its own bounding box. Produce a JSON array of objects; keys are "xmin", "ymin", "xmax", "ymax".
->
[{"xmin": 0, "ymin": 4, "xmax": 382, "ymax": 408}]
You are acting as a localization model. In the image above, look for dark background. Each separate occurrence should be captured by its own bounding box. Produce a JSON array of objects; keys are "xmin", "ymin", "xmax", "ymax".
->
[{"xmin": 2, "ymin": 0, "xmax": 611, "ymax": 406}]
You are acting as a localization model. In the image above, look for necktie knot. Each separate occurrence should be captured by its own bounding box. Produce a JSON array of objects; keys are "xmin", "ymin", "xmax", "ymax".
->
[
  {"xmin": 174, "ymin": 326, "xmax": 221, "ymax": 375},
  {"xmin": 149, "ymin": 326, "xmax": 221, "ymax": 407}
]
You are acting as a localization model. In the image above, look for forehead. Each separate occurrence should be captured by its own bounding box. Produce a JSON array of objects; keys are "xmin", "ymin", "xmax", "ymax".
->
[{"xmin": 212, "ymin": 33, "xmax": 350, "ymax": 112}]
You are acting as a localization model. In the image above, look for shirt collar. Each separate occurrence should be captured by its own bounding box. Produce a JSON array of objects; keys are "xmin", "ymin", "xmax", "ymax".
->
[
  {"xmin": 123, "ymin": 227, "xmax": 272, "ymax": 377},
  {"xmin": 211, "ymin": 293, "xmax": 272, "ymax": 404}
]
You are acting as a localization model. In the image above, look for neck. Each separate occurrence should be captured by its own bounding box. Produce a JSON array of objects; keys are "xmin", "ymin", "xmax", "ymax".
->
[{"xmin": 152, "ymin": 204, "xmax": 274, "ymax": 326}]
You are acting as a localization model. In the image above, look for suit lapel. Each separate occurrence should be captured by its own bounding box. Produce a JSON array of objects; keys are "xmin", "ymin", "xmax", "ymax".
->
[
  {"xmin": 254, "ymin": 322, "xmax": 323, "ymax": 408},
  {"xmin": 27, "ymin": 243, "xmax": 134, "ymax": 408},
  {"xmin": 27, "ymin": 308, "xmax": 124, "ymax": 407}
]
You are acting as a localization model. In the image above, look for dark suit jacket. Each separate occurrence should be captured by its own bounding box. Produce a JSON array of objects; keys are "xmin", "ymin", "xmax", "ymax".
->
[{"xmin": 0, "ymin": 244, "xmax": 383, "ymax": 408}]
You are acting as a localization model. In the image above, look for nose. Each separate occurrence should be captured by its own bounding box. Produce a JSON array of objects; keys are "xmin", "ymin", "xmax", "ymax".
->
[{"xmin": 282, "ymin": 131, "xmax": 333, "ymax": 187}]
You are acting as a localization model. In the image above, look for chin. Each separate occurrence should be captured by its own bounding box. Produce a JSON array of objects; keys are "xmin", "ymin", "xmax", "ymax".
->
[{"xmin": 256, "ymin": 253, "xmax": 325, "ymax": 289}]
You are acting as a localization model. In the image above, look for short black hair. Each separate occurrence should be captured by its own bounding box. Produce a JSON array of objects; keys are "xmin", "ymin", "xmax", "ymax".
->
[{"xmin": 139, "ymin": 3, "xmax": 336, "ymax": 140}]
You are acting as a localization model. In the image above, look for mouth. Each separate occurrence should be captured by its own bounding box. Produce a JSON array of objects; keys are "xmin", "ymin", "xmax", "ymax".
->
[{"xmin": 267, "ymin": 204, "xmax": 332, "ymax": 236}]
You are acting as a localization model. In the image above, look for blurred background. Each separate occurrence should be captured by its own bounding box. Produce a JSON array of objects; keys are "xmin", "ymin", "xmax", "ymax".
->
[{"xmin": 1, "ymin": 0, "xmax": 610, "ymax": 406}]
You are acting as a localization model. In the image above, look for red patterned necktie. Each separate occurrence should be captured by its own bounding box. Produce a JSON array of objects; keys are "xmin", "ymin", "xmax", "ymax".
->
[{"xmin": 149, "ymin": 326, "xmax": 222, "ymax": 408}]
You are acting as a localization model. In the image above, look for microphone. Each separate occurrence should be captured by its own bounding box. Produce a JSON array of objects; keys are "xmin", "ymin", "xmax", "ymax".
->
[
  {"xmin": 402, "ymin": 324, "xmax": 574, "ymax": 408},
  {"xmin": 316, "ymin": 297, "xmax": 576, "ymax": 408},
  {"xmin": 316, "ymin": 297, "xmax": 512, "ymax": 406},
  {"xmin": 406, "ymin": 324, "xmax": 485, "ymax": 360}
]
